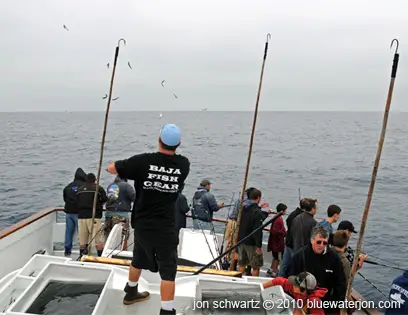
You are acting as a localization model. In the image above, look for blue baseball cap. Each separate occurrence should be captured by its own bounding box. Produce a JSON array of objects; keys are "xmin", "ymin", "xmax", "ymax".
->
[{"xmin": 160, "ymin": 124, "xmax": 181, "ymax": 146}]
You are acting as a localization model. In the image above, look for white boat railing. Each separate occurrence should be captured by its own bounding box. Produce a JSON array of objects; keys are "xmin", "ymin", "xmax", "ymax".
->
[{"xmin": 0, "ymin": 207, "xmax": 66, "ymax": 280}]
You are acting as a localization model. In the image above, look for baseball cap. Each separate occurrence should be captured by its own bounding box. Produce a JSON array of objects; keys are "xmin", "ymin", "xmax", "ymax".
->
[
  {"xmin": 288, "ymin": 272, "xmax": 317, "ymax": 291},
  {"xmin": 338, "ymin": 220, "xmax": 357, "ymax": 233},
  {"xmin": 200, "ymin": 179, "xmax": 211, "ymax": 186},
  {"xmin": 159, "ymin": 124, "xmax": 181, "ymax": 146}
]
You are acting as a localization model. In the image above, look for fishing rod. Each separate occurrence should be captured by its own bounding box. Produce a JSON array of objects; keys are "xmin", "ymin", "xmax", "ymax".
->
[
  {"xmin": 198, "ymin": 222, "xmax": 219, "ymax": 269},
  {"xmin": 346, "ymin": 38, "xmax": 401, "ymax": 299},
  {"xmin": 76, "ymin": 224, "xmax": 105, "ymax": 261},
  {"xmin": 230, "ymin": 33, "xmax": 272, "ymax": 270},
  {"xmin": 89, "ymin": 38, "xmax": 126, "ymax": 255},
  {"xmin": 348, "ymin": 248, "xmax": 399, "ymax": 267},
  {"xmin": 358, "ymin": 271, "xmax": 390, "ymax": 300},
  {"xmin": 364, "ymin": 259, "xmax": 406, "ymax": 272},
  {"xmin": 193, "ymin": 212, "xmax": 282, "ymax": 275},
  {"xmin": 220, "ymin": 204, "xmax": 233, "ymax": 208},
  {"xmin": 366, "ymin": 253, "xmax": 397, "ymax": 266}
]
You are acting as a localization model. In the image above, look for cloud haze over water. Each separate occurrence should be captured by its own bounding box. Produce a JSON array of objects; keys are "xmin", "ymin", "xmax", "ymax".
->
[{"xmin": 1, "ymin": 0, "xmax": 407, "ymax": 112}]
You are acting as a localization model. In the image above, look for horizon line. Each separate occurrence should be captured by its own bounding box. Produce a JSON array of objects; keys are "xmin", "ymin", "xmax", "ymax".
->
[{"xmin": 1, "ymin": 109, "xmax": 407, "ymax": 113}]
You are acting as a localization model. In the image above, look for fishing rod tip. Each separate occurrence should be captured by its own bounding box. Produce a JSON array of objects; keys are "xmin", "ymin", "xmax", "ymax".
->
[
  {"xmin": 266, "ymin": 33, "xmax": 271, "ymax": 42},
  {"xmin": 390, "ymin": 38, "xmax": 399, "ymax": 54},
  {"xmin": 118, "ymin": 38, "xmax": 126, "ymax": 46}
]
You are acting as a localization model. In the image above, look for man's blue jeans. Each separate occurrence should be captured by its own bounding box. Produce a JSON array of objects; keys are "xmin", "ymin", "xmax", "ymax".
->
[
  {"xmin": 65, "ymin": 213, "xmax": 78, "ymax": 254},
  {"xmin": 278, "ymin": 245, "xmax": 293, "ymax": 277}
]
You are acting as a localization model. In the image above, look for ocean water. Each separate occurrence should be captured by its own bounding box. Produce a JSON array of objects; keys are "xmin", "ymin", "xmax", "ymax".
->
[{"xmin": 1, "ymin": 110, "xmax": 407, "ymax": 304}]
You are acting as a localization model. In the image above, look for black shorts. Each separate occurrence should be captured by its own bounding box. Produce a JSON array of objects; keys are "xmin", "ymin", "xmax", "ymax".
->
[{"xmin": 131, "ymin": 230, "xmax": 178, "ymax": 281}]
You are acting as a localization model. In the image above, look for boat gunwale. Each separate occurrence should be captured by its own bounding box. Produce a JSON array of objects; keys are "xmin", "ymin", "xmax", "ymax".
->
[
  {"xmin": 0, "ymin": 207, "xmax": 276, "ymax": 241},
  {"xmin": 0, "ymin": 206, "xmax": 59, "ymax": 240}
]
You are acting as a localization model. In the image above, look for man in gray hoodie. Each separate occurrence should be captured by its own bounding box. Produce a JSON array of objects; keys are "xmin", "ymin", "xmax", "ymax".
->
[
  {"xmin": 104, "ymin": 176, "xmax": 136, "ymax": 239},
  {"xmin": 191, "ymin": 179, "xmax": 224, "ymax": 231}
]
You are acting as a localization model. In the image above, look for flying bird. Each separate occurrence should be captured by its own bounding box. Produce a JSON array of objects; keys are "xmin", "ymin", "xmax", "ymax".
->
[
  {"xmin": 173, "ymin": 92, "xmax": 178, "ymax": 99},
  {"xmin": 63, "ymin": 25, "xmax": 69, "ymax": 31},
  {"xmin": 102, "ymin": 94, "xmax": 107, "ymax": 99},
  {"xmin": 128, "ymin": 62, "xmax": 132, "ymax": 69},
  {"xmin": 106, "ymin": 63, "xmax": 109, "ymax": 69},
  {"xmin": 161, "ymin": 80, "xmax": 166, "ymax": 87},
  {"xmin": 112, "ymin": 97, "xmax": 119, "ymax": 101}
]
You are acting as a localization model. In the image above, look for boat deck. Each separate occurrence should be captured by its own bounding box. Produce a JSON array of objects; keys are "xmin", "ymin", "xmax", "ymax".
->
[
  {"xmin": 0, "ymin": 209, "xmax": 381, "ymax": 315},
  {"xmin": 103, "ymin": 291, "xmax": 193, "ymax": 315},
  {"xmin": 0, "ymin": 254, "xmax": 294, "ymax": 315}
]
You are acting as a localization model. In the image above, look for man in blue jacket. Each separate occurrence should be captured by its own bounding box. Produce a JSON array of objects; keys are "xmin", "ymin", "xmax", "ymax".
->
[
  {"xmin": 191, "ymin": 179, "xmax": 224, "ymax": 231},
  {"xmin": 385, "ymin": 270, "xmax": 408, "ymax": 314}
]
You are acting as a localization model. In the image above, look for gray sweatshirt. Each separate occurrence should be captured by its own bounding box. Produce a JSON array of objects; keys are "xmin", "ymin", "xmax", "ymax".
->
[{"xmin": 106, "ymin": 176, "xmax": 136, "ymax": 212}]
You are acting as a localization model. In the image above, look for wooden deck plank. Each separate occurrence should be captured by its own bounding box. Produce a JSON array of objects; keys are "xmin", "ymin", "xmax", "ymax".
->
[{"xmin": 80, "ymin": 255, "xmax": 243, "ymax": 277}]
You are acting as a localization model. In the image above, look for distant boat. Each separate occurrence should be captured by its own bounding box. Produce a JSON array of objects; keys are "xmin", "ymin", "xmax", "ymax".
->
[
  {"xmin": 202, "ymin": 108, "xmax": 207, "ymax": 111},
  {"xmin": 158, "ymin": 113, "xmax": 163, "ymax": 119}
]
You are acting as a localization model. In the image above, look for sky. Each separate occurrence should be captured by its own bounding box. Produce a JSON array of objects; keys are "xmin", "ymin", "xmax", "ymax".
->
[{"xmin": 0, "ymin": 0, "xmax": 407, "ymax": 112}]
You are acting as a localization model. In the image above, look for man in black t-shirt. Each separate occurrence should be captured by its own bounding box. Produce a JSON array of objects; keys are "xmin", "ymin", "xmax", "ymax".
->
[{"xmin": 107, "ymin": 124, "xmax": 190, "ymax": 315}]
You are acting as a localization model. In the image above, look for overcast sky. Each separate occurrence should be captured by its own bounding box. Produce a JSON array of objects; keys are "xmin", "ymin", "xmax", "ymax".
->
[{"xmin": 1, "ymin": 0, "xmax": 407, "ymax": 111}]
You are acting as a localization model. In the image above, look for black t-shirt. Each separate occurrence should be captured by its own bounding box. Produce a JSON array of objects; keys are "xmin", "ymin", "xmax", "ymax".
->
[{"xmin": 115, "ymin": 152, "xmax": 190, "ymax": 233}]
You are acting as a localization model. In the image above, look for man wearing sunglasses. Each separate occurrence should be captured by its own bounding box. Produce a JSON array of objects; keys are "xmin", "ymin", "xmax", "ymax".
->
[{"xmin": 287, "ymin": 226, "xmax": 346, "ymax": 308}]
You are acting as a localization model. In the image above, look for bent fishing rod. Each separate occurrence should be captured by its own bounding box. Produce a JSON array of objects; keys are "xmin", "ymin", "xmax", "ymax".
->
[
  {"xmin": 346, "ymin": 38, "xmax": 401, "ymax": 298},
  {"xmin": 193, "ymin": 212, "xmax": 282, "ymax": 275},
  {"xmin": 89, "ymin": 38, "xmax": 126, "ymax": 255}
]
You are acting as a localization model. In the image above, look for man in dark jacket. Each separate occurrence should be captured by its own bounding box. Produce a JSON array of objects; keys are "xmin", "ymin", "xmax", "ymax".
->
[
  {"xmin": 63, "ymin": 167, "xmax": 86, "ymax": 256},
  {"xmin": 104, "ymin": 176, "xmax": 136, "ymax": 239},
  {"xmin": 291, "ymin": 198, "xmax": 318, "ymax": 252},
  {"xmin": 237, "ymin": 188, "xmax": 264, "ymax": 277},
  {"xmin": 191, "ymin": 179, "xmax": 224, "ymax": 231},
  {"xmin": 76, "ymin": 173, "xmax": 108, "ymax": 257},
  {"xmin": 174, "ymin": 193, "xmax": 189, "ymax": 236},
  {"xmin": 278, "ymin": 198, "xmax": 306, "ymax": 276},
  {"xmin": 287, "ymin": 226, "xmax": 346, "ymax": 306}
]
